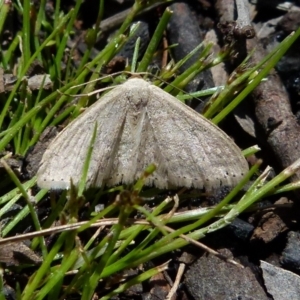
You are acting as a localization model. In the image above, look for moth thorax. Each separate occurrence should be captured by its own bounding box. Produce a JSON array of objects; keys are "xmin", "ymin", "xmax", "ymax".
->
[{"xmin": 128, "ymin": 90, "xmax": 149, "ymax": 110}]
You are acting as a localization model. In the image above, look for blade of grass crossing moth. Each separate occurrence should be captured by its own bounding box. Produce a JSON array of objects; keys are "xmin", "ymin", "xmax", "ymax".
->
[
  {"xmin": 133, "ymin": 164, "xmax": 156, "ymax": 193},
  {"xmin": 78, "ymin": 122, "xmax": 98, "ymax": 197}
]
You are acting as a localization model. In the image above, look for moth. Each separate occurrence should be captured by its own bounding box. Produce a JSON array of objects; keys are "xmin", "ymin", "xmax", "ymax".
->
[{"xmin": 37, "ymin": 78, "xmax": 248, "ymax": 190}]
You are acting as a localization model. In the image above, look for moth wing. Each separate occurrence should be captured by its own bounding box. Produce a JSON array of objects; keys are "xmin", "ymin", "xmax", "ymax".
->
[
  {"xmin": 102, "ymin": 108, "xmax": 159, "ymax": 186},
  {"xmin": 145, "ymin": 85, "xmax": 249, "ymax": 190},
  {"xmin": 37, "ymin": 86, "xmax": 128, "ymax": 189}
]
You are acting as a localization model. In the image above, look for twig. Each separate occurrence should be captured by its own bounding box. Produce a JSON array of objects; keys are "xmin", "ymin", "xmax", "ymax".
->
[
  {"xmin": 247, "ymin": 37, "xmax": 300, "ymax": 183},
  {"xmin": 163, "ymin": 224, "xmax": 243, "ymax": 267},
  {"xmin": 235, "ymin": 0, "xmax": 255, "ymax": 38},
  {"xmin": 216, "ymin": 0, "xmax": 255, "ymax": 40},
  {"xmin": 166, "ymin": 263, "xmax": 185, "ymax": 300}
]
